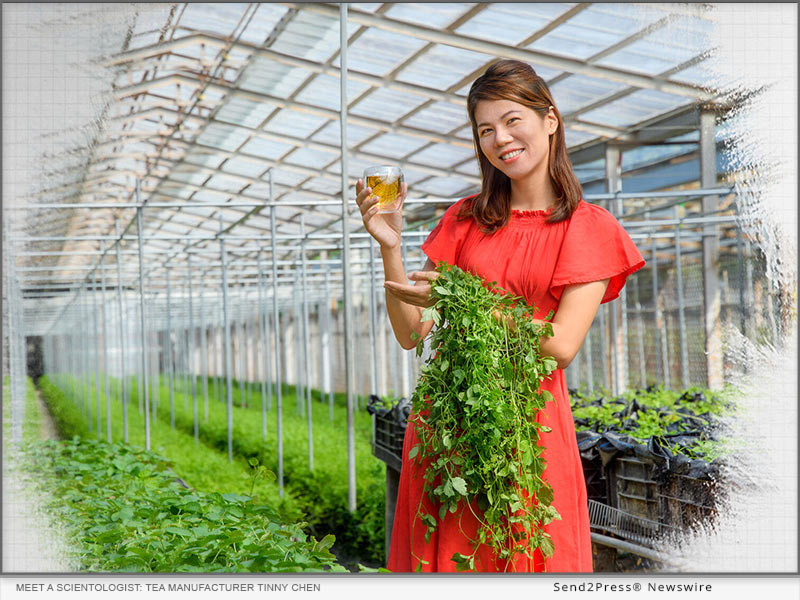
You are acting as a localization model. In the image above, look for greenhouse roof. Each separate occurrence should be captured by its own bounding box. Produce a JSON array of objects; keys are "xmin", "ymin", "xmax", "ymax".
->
[{"xmin": 5, "ymin": 2, "xmax": 735, "ymax": 323}]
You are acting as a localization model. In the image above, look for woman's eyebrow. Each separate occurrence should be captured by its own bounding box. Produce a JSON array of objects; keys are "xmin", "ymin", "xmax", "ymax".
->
[{"xmin": 476, "ymin": 110, "xmax": 521, "ymax": 128}]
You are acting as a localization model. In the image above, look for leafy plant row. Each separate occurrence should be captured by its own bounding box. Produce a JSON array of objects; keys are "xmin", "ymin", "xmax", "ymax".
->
[
  {"xmin": 39, "ymin": 374, "xmax": 301, "ymax": 518},
  {"xmin": 20, "ymin": 436, "xmax": 346, "ymax": 572},
  {"xmin": 125, "ymin": 372, "xmax": 388, "ymax": 568}
]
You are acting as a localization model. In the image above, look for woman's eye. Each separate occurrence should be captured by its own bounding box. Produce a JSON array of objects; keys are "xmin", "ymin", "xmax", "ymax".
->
[
  {"xmin": 507, "ymin": 118, "xmax": 519, "ymax": 125},
  {"xmin": 479, "ymin": 129, "xmax": 491, "ymax": 137}
]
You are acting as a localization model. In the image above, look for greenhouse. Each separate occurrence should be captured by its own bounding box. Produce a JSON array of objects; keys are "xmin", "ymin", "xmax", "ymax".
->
[{"xmin": 2, "ymin": 2, "xmax": 796, "ymax": 577}]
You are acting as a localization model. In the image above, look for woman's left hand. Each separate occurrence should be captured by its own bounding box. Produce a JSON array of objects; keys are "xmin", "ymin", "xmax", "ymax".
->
[{"xmin": 384, "ymin": 270, "xmax": 439, "ymax": 308}]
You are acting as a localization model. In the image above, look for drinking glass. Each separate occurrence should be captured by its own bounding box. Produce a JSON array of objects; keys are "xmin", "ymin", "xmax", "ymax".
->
[{"xmin": 363, "ymin": 165, "xmax": 404, "ymax": 214}]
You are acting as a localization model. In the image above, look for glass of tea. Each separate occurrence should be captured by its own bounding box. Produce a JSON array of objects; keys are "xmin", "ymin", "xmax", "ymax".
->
[{"xmin": 363, "ymin": 165, "xmax": 404, "ymax": 214}]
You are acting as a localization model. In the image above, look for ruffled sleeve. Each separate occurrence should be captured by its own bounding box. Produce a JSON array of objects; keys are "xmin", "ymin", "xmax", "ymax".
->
[
  {"xmin": 550, "ymin": 201, "xmax": 645, "ymax": 304},
  {"xmin": 420, "ymin": 196, "xmax": 474, "ymax": 266}
]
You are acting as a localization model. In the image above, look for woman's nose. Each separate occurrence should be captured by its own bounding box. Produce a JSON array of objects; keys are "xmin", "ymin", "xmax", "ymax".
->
[{"xmin": 494, "ymin": 127, "xmax": 513, "ymax": 146}]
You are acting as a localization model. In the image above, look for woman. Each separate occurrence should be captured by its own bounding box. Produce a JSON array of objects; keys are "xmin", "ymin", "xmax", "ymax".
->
[{"xmin": 355, "ymin": 59, "xmax": 645, "ymax": 572}]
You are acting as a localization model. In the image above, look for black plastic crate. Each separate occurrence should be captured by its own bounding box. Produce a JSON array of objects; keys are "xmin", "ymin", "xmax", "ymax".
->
[
  {"xmin": 606, "ymin": 454, "xmax": 718, "ymax": 535},
  {"xmin": 373, "ymin": 411, "xmax": 405, "ymax": 473},
  {"xmin": 581, "ymin": 454, "xmax": 609, "ymax": 505}
]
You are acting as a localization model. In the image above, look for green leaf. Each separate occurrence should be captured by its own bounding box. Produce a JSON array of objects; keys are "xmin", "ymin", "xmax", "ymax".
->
[
  {"xmin": 408, "ymin": 445, "xmax": 419, "ymax": 460},
  {"xmin": 451, "ymin": 477, "xmax": 467, "ymax": 495}
]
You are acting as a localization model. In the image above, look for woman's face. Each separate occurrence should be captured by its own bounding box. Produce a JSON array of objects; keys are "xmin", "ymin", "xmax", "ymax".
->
[{"xmin": 474, "ymin": 99, "xmax": 558, "ymax": 184}]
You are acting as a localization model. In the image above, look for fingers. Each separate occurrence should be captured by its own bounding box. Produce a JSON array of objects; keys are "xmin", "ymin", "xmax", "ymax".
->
[
  {"xmin": 407, "ymin": 270, "xmax": 440, "ymax": 283},
  {"xmin": 355, "ymin": 183, "xmax": 379, "ymax": 217},
  {"xmin": 384, "ymin": 281, "xmax": 434, "ymax": 307}
]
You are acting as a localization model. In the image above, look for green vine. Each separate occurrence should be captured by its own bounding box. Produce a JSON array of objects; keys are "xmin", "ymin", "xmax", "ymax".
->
[{"xmin": 408, "ymin": 262, "xmax": 560, "ymax": 571}]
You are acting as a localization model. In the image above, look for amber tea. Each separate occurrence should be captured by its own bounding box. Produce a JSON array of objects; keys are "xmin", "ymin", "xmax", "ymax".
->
[{"xmin": 364, "ymin": 166, "xmax": 404, "ymax": 214}]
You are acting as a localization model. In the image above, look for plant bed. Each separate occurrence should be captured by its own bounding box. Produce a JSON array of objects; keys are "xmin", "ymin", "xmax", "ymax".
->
[{"xmin": 19, "ymin": 437, "xmax": 347, "ymax": 572}]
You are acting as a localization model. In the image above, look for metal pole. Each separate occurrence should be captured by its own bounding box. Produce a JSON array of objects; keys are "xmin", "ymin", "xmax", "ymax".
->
[
  {"xmin": 598, "ymin": 303, "xmax": 608, "ymax": 393},
  {"xmin": 136, "ymin": 199, "xmax": 151, "ymax": 451},
  {"xmin": 293, "ymin": 274, "xmax": 303, "ymax": 415},
  {"xmin": 219, "ymin": 214, "xmax": 234, "ymax": 463},
  {"xmin": 633, "ymin": 276, "xmax": 647, "ymax": 388},
  {"xmin": 368, "ymin": 238, "xmax": 378, "ymax": 395},
  {"xmin": 150, "ymin": 292, "xmax": 159, "ymax": 424},
  {"xmin": 323, "ymin": 266, "xmax": 333, "ymax": 420},
  {"xmin": 269, "ymin": 171, "xmax": 284, "ymax": 496},
  {"xmin": 650, "ymin": 231, "xmax": 661, "ymax": 384},
  {"xmin": 674, "ymin": 206, "xmax": 689, "ymax": 389},
  {"xmin": 100, "ymin": 241, "xmax": 111, "ymax": 442},
  {"xmin": 584, "ymin": 325, "xmax": 594, "ymax": 395},
  {"xmin": 166, "ymin": 266, "xmax": 175, "ymax": 428},
  {"xmin": 301, "ymin": 215, "xmax": 314, "ymax": 471},
  {"xmin": 700, "ymin": 110, "xmax": 722, "ymax": 388},
  {"xmin": 239, "ymin": 290, "xmax": 247, "ymax": 409},
  {"xmin": 92, "ymin": 274, "xmax": 102, "ymax": 435},
  {"xmin": 257, "ymin": 253, "xmax": 268, "ymax": 441},
  {"xmin": 340, "ymin": 2, "xmax": 357, "ymax": 512},
  {"xmin": 200, "ymin": 280, "xmax": 209, "ymax": 422},
  {"xmin": 188, "ymin": 254, "xmax": 198, "ymax": 444},
  {"xmin": 115, "ymin": 220, "xmax": 129, "ymax": 443}
]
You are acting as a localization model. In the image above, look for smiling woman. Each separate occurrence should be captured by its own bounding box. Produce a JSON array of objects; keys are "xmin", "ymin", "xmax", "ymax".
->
[{"xmin": 355, "ymin": 59, "xmax": 645, "ymax": 573}]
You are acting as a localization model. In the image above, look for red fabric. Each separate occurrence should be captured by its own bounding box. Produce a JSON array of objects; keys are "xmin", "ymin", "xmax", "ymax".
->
[{"xmin": 387, "ymin": 197, "xmax": 645, "ymax": 573}]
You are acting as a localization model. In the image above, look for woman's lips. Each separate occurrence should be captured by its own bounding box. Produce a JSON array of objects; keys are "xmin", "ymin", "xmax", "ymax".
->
[{"xmin": 500, "ymin": 148, "xmax": 524, "ymax": 163}]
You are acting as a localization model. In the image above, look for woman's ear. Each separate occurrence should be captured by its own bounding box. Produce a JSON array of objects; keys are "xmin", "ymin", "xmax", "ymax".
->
[{"xmin": 546, "ymin": 106, "xmax": 558, "ymax": 135}]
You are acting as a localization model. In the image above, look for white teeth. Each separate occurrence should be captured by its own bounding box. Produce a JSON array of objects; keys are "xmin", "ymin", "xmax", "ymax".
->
[{"xmin": 501, "ymin": 149, "xmax": 523, "ymax": 159}]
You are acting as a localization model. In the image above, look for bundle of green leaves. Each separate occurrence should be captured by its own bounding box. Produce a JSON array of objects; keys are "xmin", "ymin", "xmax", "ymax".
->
[{"xmin": 408, "ymin": 262, "xmax": 560, "ymax": 571}]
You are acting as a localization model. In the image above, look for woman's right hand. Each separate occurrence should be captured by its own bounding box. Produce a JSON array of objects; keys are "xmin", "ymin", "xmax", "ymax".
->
[{"xmin": 355, "ymin": 178, "xmax": 406, "ymax": 251}]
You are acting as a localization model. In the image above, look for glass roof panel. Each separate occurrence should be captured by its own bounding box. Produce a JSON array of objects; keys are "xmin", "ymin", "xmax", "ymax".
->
[
  {"xmin": 283, "ymin": 147, "xmax": 338, "ymax": 169},
  {"xmin": 245, "ymin": 182, "xmax": 272, "ymax": 199},
  {"xmin": 395, "ymin": 45, "xmax": 494, "ymax": 90},
  {"xmin": 455, "ymin": 3, "xmax": 576, "ymax": 45},
  {"xmin": 220, "ymin": 156, "xmax": 268, "ymax": 179},
  {"xmin": 301, "ymin": 176, "xmax": 340, "ymax": 195},
  {"xmin": 205, "ymin": 173, "xmax": 247, "ymax": 194},
  {"xmin": 350, "ymin": 87, "xmax": 428, "ymax": 122},
  {"xmin": 455, "ymin": 160, "xmax": 480, "ymax": 177},
  {"xmin": 262, "ymin": 108, "xmax": 329, "ymax": 138},
  {"xmin": 413, "ymin": 143, "xmax": 475, "ymax": 169},
  {"xmin": 268, "ymin": 168, "xmax": 308, "ymax": 188},
  {"xmin": 341, "ymin": 28, "xmax": 428, "ymax": 77},
  {"xmin": 549, "ymin": 75, "xmax": 630, "ymax": 114},
  {"xmin": 239, "ymin": 136, "xmax": 294, "ymax": 161},
  {"xmin": 595, "ymin": 23, "xmax": 709, "ymax": 74},
  {"xmin": 238, "ymin": 3, "xmax": 290, "ymax": 45},
  {"xmin": 169, "ymin": 168, "xmax": 210, "ymax": 187},
  {"xmin": 670, "ymin": 61, "xmax": 717, "ymax": 86},
  {"xmin": 402, "ymin": 166, "xmax": 439, "ymax": 186},
  {"xmin": 401, "ymin": 101, "xmax": 468, "ymax": 133},
  {"xmin": 195, "ymin": 122, "xmax": 251, "ymax": 152},
  {"xmin": 383, "ymin": 3, "xmax": 472, "ymax": 29},
  {"xmin": 564, "ymin": 128, "xmax": 598, "ymax": 147},
  {"xmin": 238, "ymin": 58, "xmax": 311, "ymax": 100},
  {"xmin": 579, "ymin": 89, "xmax": 692, "ymax": 129},
  {"xmin": 294, "ymin": 74, "xmax": 371, "ymax": 111},
  {"xmin": 312, "ymin": 121, "xmax": 377, "ymax": 147},
  {"xmin": 359, "ymin": 133, "xmax": 430, "ymax": 159},
  {"xmin": 526, "ymin": 3, "xmax": 669, "ymax": 60},
  {"xmin": 178, "ymin": 3, "xmax": 249, "ymax": 36},
  {"xmin": 416, "ymin": 176, "xmax": 473, "ymax": 197},
  {"xmin": 182, "ymin": 150, "xmax": 226, "ymax": 170},
  {"xmin": 215, "ymin": 96, "xmax": 278, "ymax": 129},
  {"xmin": 270, "ymin": 10, "xmax": 342, "ymax": 64}
]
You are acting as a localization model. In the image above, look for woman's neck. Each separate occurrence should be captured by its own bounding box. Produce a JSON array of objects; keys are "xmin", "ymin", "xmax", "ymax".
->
[{"xmin": 509, "ymin": 174, "xmax": 558, "ymax": 211}]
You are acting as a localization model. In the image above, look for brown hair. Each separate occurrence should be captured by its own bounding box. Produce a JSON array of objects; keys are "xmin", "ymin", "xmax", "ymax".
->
[{"xmin": 459, "ymin": 59, "xmax": 583, "ymax": 232}]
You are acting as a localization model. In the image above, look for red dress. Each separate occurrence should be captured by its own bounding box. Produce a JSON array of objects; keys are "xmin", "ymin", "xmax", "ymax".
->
[{"xmin": 387, "ymin": 197, "xmax": 646, "ymax": 573}]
